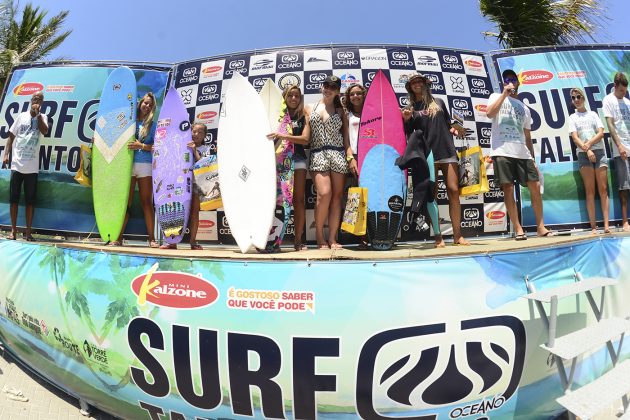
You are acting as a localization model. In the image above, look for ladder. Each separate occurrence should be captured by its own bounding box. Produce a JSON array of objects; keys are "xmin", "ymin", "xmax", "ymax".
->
[{"xmin": 523, "ymin": 271, "xmax": 630, "ymax": 419}]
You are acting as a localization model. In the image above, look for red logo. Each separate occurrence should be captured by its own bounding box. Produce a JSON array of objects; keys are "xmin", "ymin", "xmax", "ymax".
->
[
  {"xmin": 465, "ymin": 59, "xmax": 482, "ymax": 68},
  {"xmin": 197, "ymin": 111, "xmax": 218, "ymax": 120},
  {"xmin": 203, "ymin": 66, "xmax": 223, "ymax": 75},
  {"xmin": 486, "ymin": 211, "xmax": 506, "ymax": 220},
  {"xmin": 199, "ymin": 220, "xmax": 215, "ymax": 229},
  {"xmin": 13, "ymin": 82, "xmax": 44, "ymax": 96},
  {"xmin": 362, "ymin": 128, "xmax": 375, "ymax": 136},
  {"xmin": 475, "ymin": 104, "xmax": 487, "ymax": 113},
  {"xmin": 519, "ymin": 70, "xmax": 554, "ymax": 85},
  {"xmin": 131, "ymin": 267, "xmax": 219, "ymax": 309}
]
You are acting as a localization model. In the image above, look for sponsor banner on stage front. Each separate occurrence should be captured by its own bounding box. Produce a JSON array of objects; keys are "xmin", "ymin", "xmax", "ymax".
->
[{"xmin": 1, "ymin": 238, "xmax": 629, "ymax": 419}]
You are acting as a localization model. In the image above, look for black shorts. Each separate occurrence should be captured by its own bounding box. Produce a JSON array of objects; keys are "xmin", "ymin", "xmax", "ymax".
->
[
  {"xmin": 9, "ymin": 171, "xmax": 38, "ymax": 205},
  {"xmin": 493, "ymin": 156, "xmax": 539, "ymax": 187}
]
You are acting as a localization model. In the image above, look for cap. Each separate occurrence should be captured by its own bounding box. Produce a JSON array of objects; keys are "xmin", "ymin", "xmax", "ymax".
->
[
  {"xmin": 322, "ymin": 75, "xmax": 341, "ymax": 90},
  {"xmin": 405, "ymin": 72, "xmax": 429, "ymax": 91},
  {"xmin": 501, "ymin": 69, "xmax": 518, "ymax": 80}
]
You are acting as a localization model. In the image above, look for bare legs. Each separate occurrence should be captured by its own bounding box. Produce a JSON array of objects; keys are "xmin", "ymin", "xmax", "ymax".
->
[
  {"xmin": 313, "ymin": 170, "xmax": 346, "ymax": 248},
  {"xmin": 293, "ymin": 169, "xmax": 307, "ymax": 250},
  {"xmin": 118, "ymin": 176, "xmax": 156, "ymax": 245},
  {"xmin": 436, "ymin": 161, "xmax": 469, "ymax": 245},
  {"xmin": 580, "ymin": 165, "xmax": 610, "ymax": 233}
]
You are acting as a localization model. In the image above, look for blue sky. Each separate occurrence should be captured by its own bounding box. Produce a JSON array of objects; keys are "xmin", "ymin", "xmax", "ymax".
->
[{"xmin": 32, "ymin": 0, "xmax": 629, "ymax": 63}]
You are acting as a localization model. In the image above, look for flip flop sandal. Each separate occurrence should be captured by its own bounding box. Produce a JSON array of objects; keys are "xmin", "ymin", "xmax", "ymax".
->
[
  {"xmin": 107, "ymin": 241, "xmax": 121, "ymax": 247},
  {"xmin": 190, "ymin": 243, "xmax": 203, "ymax": 250},
  {"xmin": 539, "ymin": 231, "xmax": 558, "ymax": 237},
  {"xmin": 6, "ymin": 233, "xmax": 16, "ymax": 240},
  {"xmin": 159, "ymin": 243, "xmax": 176, "ymax": 250},
  {"xmin": 515, "ymin": 234, "xmax": 528, "ymax": 241},
  {"xmin": 149, "ymin": 240, "xmax": 160, "ymax": 248}
]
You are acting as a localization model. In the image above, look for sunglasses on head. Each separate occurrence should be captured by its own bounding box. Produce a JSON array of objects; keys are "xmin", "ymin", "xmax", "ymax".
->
[
  {"xmin": 571, "ymin": 95, "xmax": 583, "ymax": 101},
  {"xmin": 504, "ymin": 77, "xmax": 518, "ymax": 84}
]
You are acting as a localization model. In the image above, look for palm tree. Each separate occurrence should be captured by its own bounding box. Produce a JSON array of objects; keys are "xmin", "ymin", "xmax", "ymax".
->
[
  {"xmin": 479, "ymin": 0, "xmax": 608, "ymax": 49},
  {"xmin": 0, "ymin": 0, "xmax": 71, "ymax": 92}
]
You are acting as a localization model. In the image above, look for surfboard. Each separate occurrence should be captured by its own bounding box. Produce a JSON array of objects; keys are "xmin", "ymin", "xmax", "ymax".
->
[
  {"xmin": 217, "ymin": 72, "xmax": 276, "ymax": 253},
  {"xmin": 259, "ymin": 79, "xmax": 294, "ymax": 252},
  {"xmin": 92, "ymin": 66, "xmax": 136, "ymax": 243},
  {"xmin": 358, "ymin": 70, "xmax": 407, "ymax": 250},
  {"xmin": 152, "ymin": 86, "xmax": 193, "ymax": 244}
]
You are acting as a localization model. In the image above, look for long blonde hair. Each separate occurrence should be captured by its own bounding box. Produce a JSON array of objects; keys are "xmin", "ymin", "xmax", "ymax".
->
[
  {"xmin": 407, "ymin": 83, "xmax": 441, "ymax": 117},
  {"xmin": 283, "ymin": 85, "xmax": 304, "ymax": 119},
  {"xmin": 137, "ymin": 92, "xmax": 156, "ymax": 140}
]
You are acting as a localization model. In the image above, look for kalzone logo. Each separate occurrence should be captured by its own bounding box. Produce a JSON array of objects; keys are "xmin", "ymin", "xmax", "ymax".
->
[
  {"xmin": 367, "ymin": 72, "xmax": 376, "ymax": 82},
  {"xmin": 131, "ymin": 263, "xmax": 219, "ymax": 309},
  {"xmin": 475, "ymin": 104, "xmax": 488, "ymax": 113},
  {"xmin": 426, "ymin": 74, "xmax": 440, "ymax": 84},
  {"xmin": 486, "ymin": 211, "xmax": 506, "ymax": 220},
  {"xmin": 520, "ymin": 70, "xmax": 554, "ymax": 85},
  {"xmin": 13, "ymin": 82, "xmax": 44, "ymax": 96},
  {"xmin": 390, "ymin": 51, "xmax": 413, "ymax": 67},
  {"xmin": 198, "ymin": 84, "xmax": 220, "ymax": 102},
  {"xmin": 278, "ymin": 53, "xmax": 302, "ymax": 70},
  {"xmin": 197, "ymin": 111, "xmax": 218, "ymax": 120},
  {"xmin": 356, "ymin": 315, "xmax": 526, "ymax": 419},
  {"xmin": 465, "ymin": 58, "xmax": 483, "ymax": 68}
]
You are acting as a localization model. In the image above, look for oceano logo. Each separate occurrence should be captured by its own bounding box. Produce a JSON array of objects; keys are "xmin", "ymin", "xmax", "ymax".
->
[
  {"xmin": 281, "ymin": 54, "xmax": 298, "ymax": 63},
  {"xmin": 202, "ymin": 85, "xmax": 218, "ymax": 94},
  {"xmin": 471, "ymin": 79, "xmax": 486, "ymax": 88},
  {"xmin": 356, "ymin": 316, "xmax": 526, "ymax": 419},
  {"xmin": 454, "ymin": 99, "xmax": 469, "ymax": 109},
  {"xmin": 443, "ymin": 55, "xmax": 459, "ymax": 64},
  {"xmin": 229, "ymin": 60, "xmax": 245, "ymax": 69},
  {"xmin": 426, "ymin": 74, "xmax": 440, "ymax": 83},
  {"xmin": 182, "ymin": 67, "xmax": 196, "ymax": 77},
  {"xmin": 252, "ymin": 78, "xmax": 266, "ymax": 88},
  {"xmin": 392, "ymin": 52, "xmax": 409, "ymax": 60},
  {"xmin": 337, "ymin": 51, "xmax": 354, "ymax": 59},
  {"xmin": 481, "ymin": 127, "xmax": 492, "ymax": 138},
  {"xmin": 464, "ymin": 208, "xmax": 480, "ymax": 220},
  {"xmin": 309, "ymin": 73, "xmax": 327, "ymax": 83}
]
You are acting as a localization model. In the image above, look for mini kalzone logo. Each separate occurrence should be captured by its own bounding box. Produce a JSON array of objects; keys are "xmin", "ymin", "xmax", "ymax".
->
[
  {"xmin": 356, "ymin": 316, "xmax": 526, "ymax": 419},
  {"xmin": 131, "ymin": 263, "xmax": 219, "ymax": 309}
]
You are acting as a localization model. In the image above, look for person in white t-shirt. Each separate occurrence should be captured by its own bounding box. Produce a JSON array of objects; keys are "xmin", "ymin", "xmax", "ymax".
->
[
  {"xmin": 485, "ymin": 69, "xmax": 555, "ymax": 240},
  {"xmin": 2, "ymin": 91, "xmax": 49, "ymax": 241},
  {"xmin": 568, "ymin": 87, "xmax": 609, "ymax": 234},
  {"xmin": 602, "ymin": 71, "xmax": 630, "ymax": 231}
]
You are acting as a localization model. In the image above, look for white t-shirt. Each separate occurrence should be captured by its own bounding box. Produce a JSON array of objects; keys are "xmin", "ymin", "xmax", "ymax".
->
[
  {"xmin": 487, "ymin": 93, "xmax": 533, "ymax": 159},
  {"xmin": 347, "ymin": 111, "xmax": 360, "ymax": 155},
  {"xmin": 9, "ymin": 111, "xmax": 49, "ymax": 174},
  {"xmin": 602, "ymin": 93, "xmax": 630, "ymax": 158},
  {"xmin": 568, "ymin": 110, "xmax": 604, "ymax": 151}
]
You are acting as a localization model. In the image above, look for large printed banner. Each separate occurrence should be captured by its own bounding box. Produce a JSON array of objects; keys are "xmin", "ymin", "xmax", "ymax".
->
[
  {"xmin": 1, "ymin": 238, "xmax": 629, "ymax": 419},
  {"xmin": 490, "ymin": 46, "xmax": 630, "ymax": 228},
  {"xmin": 174, "ymin": 45, "xmax": 508, "ymax": 243},
  {"xmin": 0, "ymin": 64, "xmax": 170, "ymax": 234}
]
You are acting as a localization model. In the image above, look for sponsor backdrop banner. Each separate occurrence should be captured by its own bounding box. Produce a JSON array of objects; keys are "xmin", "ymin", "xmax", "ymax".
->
[
  {"xmin": 0, "ymin": 238, "xmax": 628, "ymax": 418},
  {"xmin": 0, "ymin": 64, "xmax": 170, "ymax": 234},
  {"xmin": 490, "ymin": 46, "xmax": 630, "ymax": 229},
  {"xmin": 174, "ymin": 45, "xmax": 506, "ymax": 243}
]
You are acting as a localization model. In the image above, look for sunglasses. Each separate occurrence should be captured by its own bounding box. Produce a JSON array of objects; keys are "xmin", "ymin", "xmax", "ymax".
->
[
  {"xmin": 571, "ymin": 95, "xmax": 583, "ymax": 101},
  {"xmin": 504, "ymin": 77, "xmax": 518, "ymax": 84}
]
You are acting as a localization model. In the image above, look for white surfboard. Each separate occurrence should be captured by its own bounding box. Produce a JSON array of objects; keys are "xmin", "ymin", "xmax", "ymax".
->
[
  {"xmin": 218, "ymin": 72, "xmax": 276, "ymax": 253},
  {"xmin": 259, "ymin": 79, "xmax": 284, "ymax": 131}
]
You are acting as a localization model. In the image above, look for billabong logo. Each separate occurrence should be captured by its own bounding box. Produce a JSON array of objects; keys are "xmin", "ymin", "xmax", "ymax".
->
[
  {"xmin": 182, "ymin": 67, "xmax": 197, "ymax": 77},
  {"xmin": 356, "ymin": 315, "xmax": 525, "ymax": 419},
  {"xmin": 13, "ymin": 82, "xmax": 44, "ymax": 96},
  {"xmin": 519, "ymin": 70, "xmax": 554, "ymax": 85},
  {"xmin": 131, "ymin": 263, "xmax": 219, "ymax": 309},
  {"xmin": 454, "ymin": 99, "xmax": 469, "ymax": 109},
  {"xmin": 197, "ymin": 111, "xmax": 217, "ymax": 120},
  {"xmin": 309, "ymin": 73, "xmax": 327, "ymax": 83},
  {"xmin": 486, "ymin": 211, "xmax": 506, "ymax": 219},
  {"xmin": 229, "ymin": 60, "xmax": 245, "ymax": 69}
]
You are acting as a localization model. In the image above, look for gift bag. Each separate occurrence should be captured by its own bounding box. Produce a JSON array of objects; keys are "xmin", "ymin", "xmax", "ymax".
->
[
  {"xmin": 193, "ymin": 155, "xmax": 223, "ymax": 210},
  {"xmin": 74, "ymin": 144, "xmax": 92, "ymax": 187},
  {"xmin": 341, "ymin": 187, "xmax": 367, "ymax": 236},
  {"xmin": 458, "ymin": 145, "xmax": 489, "ymax": 196}
]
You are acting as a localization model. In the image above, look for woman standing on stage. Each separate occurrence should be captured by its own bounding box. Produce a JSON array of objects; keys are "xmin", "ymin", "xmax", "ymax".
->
[
  {"xmin": 402, "ymin": 73, "xmax": 469, "ymax": 247},
  {"xmin": 568, "ymin": 87, "xmax": 609, "ymax": 234}
]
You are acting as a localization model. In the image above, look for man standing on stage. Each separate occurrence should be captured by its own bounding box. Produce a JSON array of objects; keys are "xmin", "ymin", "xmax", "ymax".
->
[
  {"xmin": 603, "ymin": 72, "xmax": 630, "ymax": 231},
  {"xmin": 2, "ymin": 91, "xmax": 49, "ymax": 241},
  {"xmin": 485, "ymin": 69, "xmax": 555, "ymax": 240}
]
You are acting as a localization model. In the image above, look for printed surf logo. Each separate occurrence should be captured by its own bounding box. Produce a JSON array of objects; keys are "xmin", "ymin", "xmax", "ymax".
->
[
  {"xmin": 462, "ymin": 208, "xmax": 483, "ymax": 228},
  {"xmin": 442, "ymin": 54, "xmax": 463, "ymax": 71},
  {"xmin": 470, "ymin": 78, "xmax": 491, "ymax": 96},
  {"xmin": 198, "ymin": 83, "xmax": 220, "ymax": 102},
  {"xmin": 416, "ymin": 55, "xmax": 439, "ymax": 67},
  {"xmin": 356, "ymin": 315, "xmax": 526, "ymax": 419},
  {"xmin": 278, "ymin": 53, "xmax": 302, "ymax": 70},
  {"xmin": 464, "ymin": 58, "xmax": 483, "ymax": 69},
  {"xmin": 486, "ymin": 211, "xmax": 506, "ymax": 220},
  {"xmin": 197, "ymin": 111, "xmax": 217, "ymax": 121},
  {"xmin": 450, "ymin": 76, "xmax": 465, "ymax": 92},
  {"xmin": 309, "ymin": 73, "xmax": 327, "ymax": 83},
  {"xmin": 335, "ymin": 51, "xmax": 359, "ymax": 66},
  {"xmin": 475, "ymin": 104, "xmax": 488, "ymax": 113},
  {"xmin": 202, "ymin": 65, "xmax": 223, "ymax": 76},
  {"xmin": 179, "ymin": 67, "xmax": 198, "ymax": 84},
  {"xmin": 453, "ymin": 99, "xmax": 469, "ymax": 109},
  {"xmin": 518, "ymin": 70, "xmax": 554, "ymax": 85},
  {"xmin": 278, "ymin": 73, "xmax": 301, "ymax": 90},
  {"xmin": 131, "ymin": 263, "xmax": 219, "ymax": 309},
  {"xmin": 13, "ymin": 82, "xmax": 44, "ymax": 95}
]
